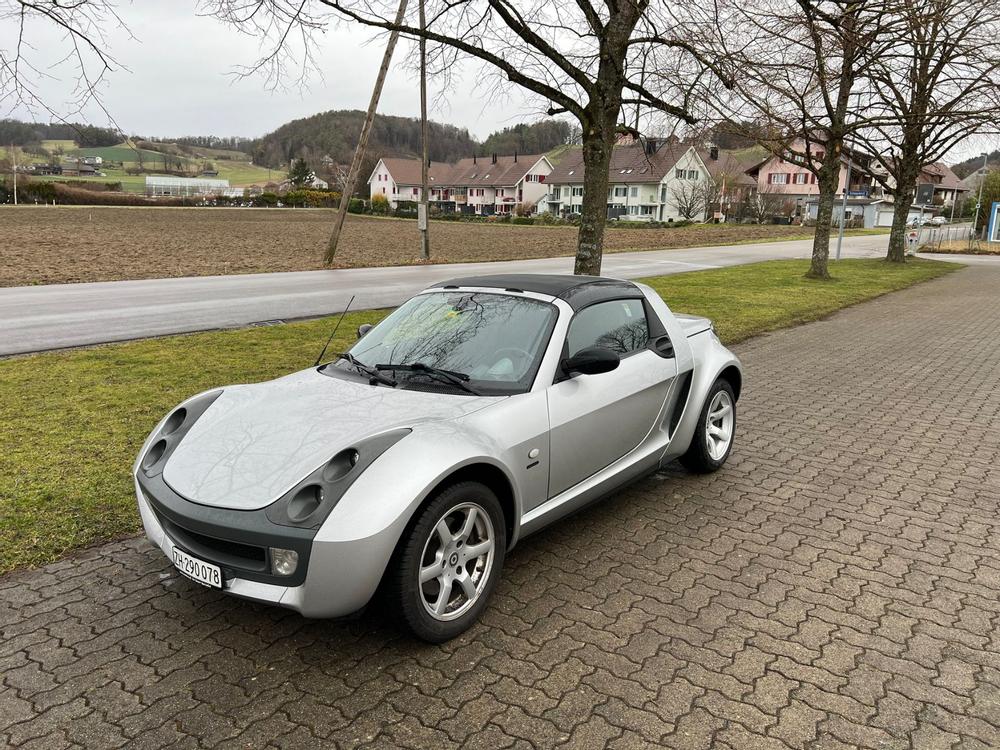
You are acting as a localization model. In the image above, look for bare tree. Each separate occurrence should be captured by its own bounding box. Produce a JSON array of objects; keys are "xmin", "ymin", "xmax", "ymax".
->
[
  {"xmin": 706, "ymin": 0, "xmax": 897, "ymax": 278},
  {"xmin": 204, "ymin": 0, "xmax": 729, "ymax": 274},
  {"xmin": 850, "ymin": 0, "xmax": 1000, "ymax": 262},
  {"xmin": 669, "ymin": 178, "xmax": 707, "ymax": 221},
  {"xmin": 746, "ymin": 185, "xmax": 787, "ymax": 224},
  {"xmin": 0, "ymin": 1, "xmax": 130, "ymax": 125}
]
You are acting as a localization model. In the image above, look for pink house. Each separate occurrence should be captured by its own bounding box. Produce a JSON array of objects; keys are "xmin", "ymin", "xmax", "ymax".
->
[{"xmin": 751, "ymin": 139, "xmax": 873, "ymax": 215}]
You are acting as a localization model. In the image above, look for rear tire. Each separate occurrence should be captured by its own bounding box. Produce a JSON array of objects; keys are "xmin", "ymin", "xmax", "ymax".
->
[
  {"xmin": 388, "ymin": 481, "xmax": 506, "ymax": 642},
  {"xmin": 680, "ymin": 378, "xmax": 736, "ymax": 473}
]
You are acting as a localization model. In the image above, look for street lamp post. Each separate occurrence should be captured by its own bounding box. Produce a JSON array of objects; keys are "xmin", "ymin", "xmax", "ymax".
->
[
  {"xmin": 970, "ymin": 153, "xmax": 988, "ymax": 246},
  {"xmin": 835, "ymin": 152, "xmax": 853, "ymax": 261}
]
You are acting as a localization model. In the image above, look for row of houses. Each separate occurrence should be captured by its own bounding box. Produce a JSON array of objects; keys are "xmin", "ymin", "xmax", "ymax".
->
[
  {"xmin": 368, "ymin": 152, "xmax": 555, "ymax": 216},
  {"xmin": 369, "ymin": 136, "xmax": 970, "ymax": 227}
]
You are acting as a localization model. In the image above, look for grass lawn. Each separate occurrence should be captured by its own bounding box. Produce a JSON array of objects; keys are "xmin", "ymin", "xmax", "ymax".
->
[{"xmin": 0, "ymin": 258, "xmax": 958, "ymax": 574}]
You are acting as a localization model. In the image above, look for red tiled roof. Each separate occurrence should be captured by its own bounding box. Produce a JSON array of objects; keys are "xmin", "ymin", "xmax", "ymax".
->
[
  {"xmin": 545, "ymin": 142, "xmax": 693, "ymax": 184},
  {"xmin": 376, "ymin": 154, "xmax": 547, "ymax": 187}
]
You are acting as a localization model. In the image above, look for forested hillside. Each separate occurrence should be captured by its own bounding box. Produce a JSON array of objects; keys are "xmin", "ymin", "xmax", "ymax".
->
[
  {"xmin": 248, "ymin": 110, "xmax": 478, "ymax": 168},
  {"xmin": 0, "ymin": 119, "xmax": 121, "ymax": 148}
]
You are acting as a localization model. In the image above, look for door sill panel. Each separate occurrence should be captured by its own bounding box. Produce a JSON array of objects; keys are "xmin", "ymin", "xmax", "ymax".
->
[{"xmin": 519, "ymin": 435, "xmax": 669, "ymax": 538}]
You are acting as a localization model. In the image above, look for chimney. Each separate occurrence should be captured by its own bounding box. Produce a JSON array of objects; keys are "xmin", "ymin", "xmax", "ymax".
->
[{"xmin": 709, "ymin": 146, "xmax": 719, "ymax": 161}]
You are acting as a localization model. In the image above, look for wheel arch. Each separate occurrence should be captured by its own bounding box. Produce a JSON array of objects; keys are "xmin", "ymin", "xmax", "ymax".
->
[
  {"xmin": 717, "ymin": 364, "xmax": 742, "ymax": 401},
  {"xmin": 412, "ymin": 463, "xmax": 517, "ymax": 550}
]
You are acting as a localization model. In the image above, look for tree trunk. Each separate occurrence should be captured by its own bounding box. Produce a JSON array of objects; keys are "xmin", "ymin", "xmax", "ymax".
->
[
  {"xmin": 886, "ymin": 187, "xmax": 915, "ymax": 262},
  {"xmin": 574, "ymin": 122, "xmax": 615, "ymax": 275},
  {"xmin": 807, "ymin": 156, "xmax": 841, "ymax": 280},
  {"xmin": 325, "ymin": 0, "xmax": 408, "ymax": 265}
]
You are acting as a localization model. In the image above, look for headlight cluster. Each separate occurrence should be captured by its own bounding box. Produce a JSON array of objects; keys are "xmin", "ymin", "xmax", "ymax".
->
[
  {"xmin": 138, "ymin": 391, "xmax": 223, "ymax": 478},
  {"xmin": 264, "ymin": 429, "xmax": 411, "ymax": 530}
]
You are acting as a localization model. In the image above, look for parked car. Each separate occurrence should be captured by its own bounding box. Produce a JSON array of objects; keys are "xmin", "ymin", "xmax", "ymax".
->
[
  {"xmin": 929, "ymin": 216, "xmax": 947, "ymax": 226},
  {"xmin": 134, "ymin": 274, "xmax": 743, "ymax": 641}
]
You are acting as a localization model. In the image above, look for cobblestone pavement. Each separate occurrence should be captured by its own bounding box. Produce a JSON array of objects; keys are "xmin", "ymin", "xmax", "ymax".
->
[{"xmin": 3, "ymin": 267, "xmax": 1000, "ymax": 750}]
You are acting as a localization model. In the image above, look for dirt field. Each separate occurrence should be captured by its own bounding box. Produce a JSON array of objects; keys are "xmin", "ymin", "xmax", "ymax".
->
[{"xmin": 2, "ymin": 206, "xmax": 830, "ymax": 286}]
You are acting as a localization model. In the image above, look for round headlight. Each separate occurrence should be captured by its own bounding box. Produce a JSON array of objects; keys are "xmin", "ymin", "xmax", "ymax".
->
[
  {"xmin": 141, "ymin": 439, "xmax": 167, "ymax": 472},
  {"xmin": 322, "ymin": 448, "xmax": 360, "ymax": 482},
  {"xmin": 161, "ymin": 407, "xmax": 187, "ymax": 436},
  {"xmin": 286, "ymin": 484, "xmax": 323, "ymax": 523}
]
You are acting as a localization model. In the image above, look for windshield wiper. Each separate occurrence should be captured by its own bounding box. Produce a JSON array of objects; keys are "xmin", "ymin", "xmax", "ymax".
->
[
  {"xmin": 335, "ymin": 352, "xmax": 397, "ymax": 387},
  {"xmin": 375, "ymin": 362, "xmax": 482, "ymax": 395}
]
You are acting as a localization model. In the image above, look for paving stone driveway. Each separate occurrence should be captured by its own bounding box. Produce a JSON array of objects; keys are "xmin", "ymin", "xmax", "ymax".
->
[{"xmin": 3, "ymin": 266, "xmax": 1000, "ymax": 750}]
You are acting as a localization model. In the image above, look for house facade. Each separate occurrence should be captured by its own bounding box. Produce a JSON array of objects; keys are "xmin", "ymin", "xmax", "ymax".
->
[
  {"xmin": 543, "ymin": 141, "xmax": 713, "ymax": 221},
  {"xmin": 368, "ymin": 153, "xmax": 553, "ymax": 214},
  {"xmin": 750, "ymin": 139, "xmax": 874, "ymax": 218}
]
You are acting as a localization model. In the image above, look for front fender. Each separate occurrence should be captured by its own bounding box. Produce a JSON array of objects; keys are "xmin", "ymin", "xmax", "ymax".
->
[
  {"xmin": 301, "ymin": 423, "xmax": 520, "ymax": 617},
  {"xmin": 663, "ymin": 331, "xmax": 743, "ymax": 463}
]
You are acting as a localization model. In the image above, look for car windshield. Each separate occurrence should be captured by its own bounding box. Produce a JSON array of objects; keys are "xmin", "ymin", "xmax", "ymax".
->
[{"xmin": 330, "ymin": 292, "xmax": 557, "ymax": 395}]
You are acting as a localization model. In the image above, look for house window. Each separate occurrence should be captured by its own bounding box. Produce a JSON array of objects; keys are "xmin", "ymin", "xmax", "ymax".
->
[
  {"xmin": 688, "ymin": 170, "xmax": 698, "ymax": 180},
  {"xmin": 628, "ymin": 205, "xmax": 640, "ymax": 214},
  {"xmin": 551, "ymin": 187, "xmax": 561, "ymax": 199},
  {"xmin": 770, "ymin": 173, "xmax": 789, "ymax": 185},
  {"xmin": 675, "ymin": 169, "xmax": 685, "ymax": 180},
  {"xmin": 614, "ymin": 186, "xmax": 627, "ymax": 197},
  {"xmin": 630, "ymin": 186, "xmax": 638, "ymax": 197},
  {"xmin": 572, "ymin": 187, "xmax": 583, "ymax": 197},
  {"xmin": 794, "ymin": 173, "xmax": 808, "ymax": 185},
  {"xmin": 412, "ymin": 187, "xmax": 418, "ymax": 196}
]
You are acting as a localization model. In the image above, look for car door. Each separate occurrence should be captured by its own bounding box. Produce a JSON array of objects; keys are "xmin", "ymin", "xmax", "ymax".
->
[{"xmin": 546, "ymin": 298, "xmax": 677, "ymax": 497}]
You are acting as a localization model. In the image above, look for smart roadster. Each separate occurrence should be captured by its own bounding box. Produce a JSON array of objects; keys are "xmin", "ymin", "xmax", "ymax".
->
[{"xmin": 134, "ymin": 274, "xmax": 742, "ymax": 641}]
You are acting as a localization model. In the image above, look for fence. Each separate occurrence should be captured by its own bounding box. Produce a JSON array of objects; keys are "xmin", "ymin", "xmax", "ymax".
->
[{"xmin": 916, "ymin": 223, "xmax": 979, "ymax": 252}]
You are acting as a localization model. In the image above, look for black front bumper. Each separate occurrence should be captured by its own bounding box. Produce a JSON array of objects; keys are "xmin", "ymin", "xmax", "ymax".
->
[{"xmin": 137, "ymin": 471, "xmax": 316, "ymax": 587}]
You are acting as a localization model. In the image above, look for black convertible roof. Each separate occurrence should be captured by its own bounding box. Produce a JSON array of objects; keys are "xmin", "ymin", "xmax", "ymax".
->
[{"xmin": 434, "ymin": 274, "xmax": 643, "ymax": 310}]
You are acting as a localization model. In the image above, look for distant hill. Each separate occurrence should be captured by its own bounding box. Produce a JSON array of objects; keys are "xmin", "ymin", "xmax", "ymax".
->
[
  {"xmin": 248, "ymin": 110, "xmax": 477, "ymax": 170},
  {"xmin": 951, "ymin": 150, "xmax": 1000, "ymax": 179},
  {"xmin": 478, "ymin": 121, "xmax": 572, "ymax": 157}
]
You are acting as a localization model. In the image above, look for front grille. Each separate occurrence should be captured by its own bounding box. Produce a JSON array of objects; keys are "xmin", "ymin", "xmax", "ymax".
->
[{"xmin": 157, "ymin": 511, "xmax": 268, "ymax": 573}]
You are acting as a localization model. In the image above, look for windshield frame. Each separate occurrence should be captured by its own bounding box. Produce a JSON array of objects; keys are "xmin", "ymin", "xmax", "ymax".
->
[{"xmin": 326, "ymin": 290, "xmax": 559, "ymax": 396}]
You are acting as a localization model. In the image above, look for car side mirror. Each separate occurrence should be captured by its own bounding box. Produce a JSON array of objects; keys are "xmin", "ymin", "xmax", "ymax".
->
[
  {"xmin": 562, "ymin": 346, "xmax": 620, "ymax": 376},
  {"xmin": 357, "ymin": 323, "xmax": 373, "ymax": 339}
]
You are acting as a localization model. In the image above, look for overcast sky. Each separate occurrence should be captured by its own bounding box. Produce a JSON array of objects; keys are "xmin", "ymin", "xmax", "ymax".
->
[
  {"xmin": 6, "ymin": 1, "xmax": 537, "ymax": 141},
  {"xmin": 5, "ymin": 3, "xmax": 995, "ymax": 162}
]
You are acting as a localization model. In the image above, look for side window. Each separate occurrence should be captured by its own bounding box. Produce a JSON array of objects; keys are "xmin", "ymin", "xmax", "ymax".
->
[{"xmin": 567, "ymin": 300, "xmax": 650, "ymax": 358}]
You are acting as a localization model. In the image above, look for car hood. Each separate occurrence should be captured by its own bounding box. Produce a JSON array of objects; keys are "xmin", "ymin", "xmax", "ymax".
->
[{"xmin": 162, "ymin": 368, "xmax": 497, "ymax": 510}]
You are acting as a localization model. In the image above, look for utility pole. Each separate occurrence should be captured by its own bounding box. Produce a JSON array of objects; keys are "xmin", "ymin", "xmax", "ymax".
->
[
  {"xmin": 325, "ymin": 0, "xmax": 409, "ymax": 264},
  {"xmin": 418, "ymin": 0, "xmax": 430, "ymax": 260},
  {"xmin": 11, "ymin": 144, "xmax": 17, "ymax": 205},
  {"xmin": 971, "ymin": 152, "xmax": 988, "ymax": 246},
  {"xmin": 835, "ymin": 153, "xmax": 852, "ymax": 261}
]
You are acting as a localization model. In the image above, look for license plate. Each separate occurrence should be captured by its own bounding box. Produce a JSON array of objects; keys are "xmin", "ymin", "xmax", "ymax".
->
[{"xmin": 171, "ymin": 546, "xmax": 222, "ymax": 589}]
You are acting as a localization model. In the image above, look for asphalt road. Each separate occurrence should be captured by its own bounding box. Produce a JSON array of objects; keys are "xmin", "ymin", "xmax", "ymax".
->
[{"xmin": 0, "ymin": 233, "xmax": 977, "ymax": 356}]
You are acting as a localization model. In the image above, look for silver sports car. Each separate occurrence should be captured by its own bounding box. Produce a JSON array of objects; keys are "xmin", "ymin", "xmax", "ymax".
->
[{"xmin": 135, "ymin": 274, "xmax": 742, "ymax": 641}]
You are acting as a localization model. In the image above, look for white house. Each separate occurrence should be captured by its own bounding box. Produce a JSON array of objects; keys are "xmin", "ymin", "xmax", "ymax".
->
[
  {"xmin": 368, "ymin": 153, "xmax": 553, "ymax": 214},
  {"xmin": 543, "ymin": 140, "xmax": 713, "ymax": 221}
]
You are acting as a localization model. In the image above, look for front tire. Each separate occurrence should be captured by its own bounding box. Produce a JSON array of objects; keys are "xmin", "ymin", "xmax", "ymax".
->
[
  {"xmin": 389, "ymin": 481, "xmax": 506, "ymax": 642},
  {"xmin": 680, "ymin": 378, "xmax": 736, "ymax": 473}
]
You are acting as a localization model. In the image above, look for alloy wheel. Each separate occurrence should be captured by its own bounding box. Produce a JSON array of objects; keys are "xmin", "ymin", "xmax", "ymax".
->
[
  {"xmin": 705, "ymin": 390, "xmax": 734, "ymax": 461},
  {"xmin": 418, "ymin": 502, "xmax": 495, "ymax": 621}
]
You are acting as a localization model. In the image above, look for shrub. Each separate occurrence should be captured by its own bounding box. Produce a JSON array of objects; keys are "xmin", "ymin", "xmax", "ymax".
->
[
  {"xmin": 370, "ymin": 193, "xmax": 390, "ymax": 214},
  {"xmin": 348, "ymin": 198, "xmax": 367, "ymax": 213}
]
